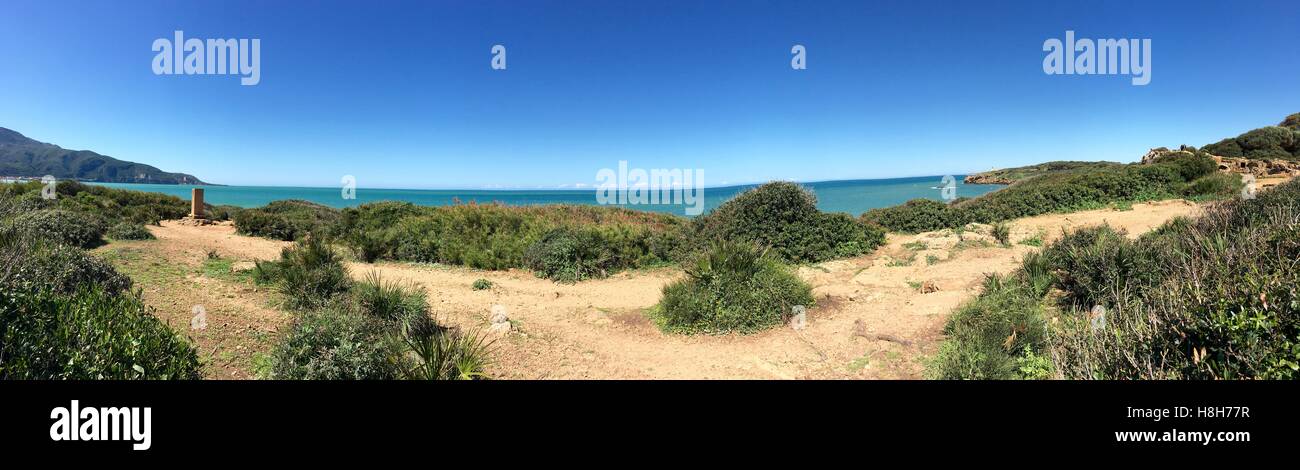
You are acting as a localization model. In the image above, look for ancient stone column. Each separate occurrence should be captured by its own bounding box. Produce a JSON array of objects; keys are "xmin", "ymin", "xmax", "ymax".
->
[{"xmin": 190, "ymin": 188, "xmax": 205, "ymax": 218}]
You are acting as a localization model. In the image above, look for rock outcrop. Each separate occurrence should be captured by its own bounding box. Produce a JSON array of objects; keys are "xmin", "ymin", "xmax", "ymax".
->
[{"xmin": 1142, "ymin": 146, "xmax": 1300, "ymax": 178}]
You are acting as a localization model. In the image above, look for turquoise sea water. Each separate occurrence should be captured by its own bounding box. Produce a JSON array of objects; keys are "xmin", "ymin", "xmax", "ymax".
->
[{"xmin": 90, "ymin": 176, "xmax": 1004, "ymax": 216}]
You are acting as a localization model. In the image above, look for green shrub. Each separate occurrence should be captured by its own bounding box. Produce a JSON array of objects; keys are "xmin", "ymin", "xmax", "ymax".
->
[
  {"xmin": 523, "ymin": 227, "xmax": 614, "ymax": 282},
  {"xmin": 1183, "ymin": 172, "xmax": 1244, "ymax": 199},
  {"xmin": 862, "ymin": 199, "xmax": 961, "ymax": 233},
  {"xmin": 0, "ymin": 234, "xmax": 133, "ymax": 296},
  {"xmin": 935, "ymin": 179, "xmax": 1300, "ymax": 379},
  {"xmin": 352, "ymin": 272, "xmax": 428, "ymax": 325},
  {"xmin": 342, "ymin": 202, "xmax": 685, "ymax": 280},
  {"xmin": 268, "ymin": 273, "xmax": 493, "ymax": 380},
  {"xmin": 396, "ymin": 320, "xmax": 494, "ymax": 381},
  {"xmin": 0, "ymin": 287, "xmax": 201, "ymax": 379},
  {"xmin": 472, "ymin": 278, "xmax": 492, "ymax": 290},
  {"xmin": 1041, "ymin": 225, "xmax": 1164, "ymax": 310},
  {"xmin": 259, "ymin": 237, "xmax": 352, "ymax": 310},
  {"xmin": 654, "ymin": 241, "xmax": 814, "ymax": 334},
  {"xmin": 268, "ymin": 306, "xmax": 400, "ymax": 380},
  {"xmin": 1281, "ymin": 113, "xmax": 1300, "ymax": 130},
  {"xmin": 928, "ymin": 274, "xmax": 1049, "ymax": 380},
  {"xmin": 6, "ymin": 209, "xmax": 107, "ymax": 248},
  {"xmin": 991, "ymin": 222, "xmax": 1011, "ymax": 247},
  {"xmin": 235, "ymin": 200, "xmax": 340, "ymax": 241},
  {"xmin": 869, "ymin": 156, "xmax": 1213, "ymax": 235},
  {"xmin": 1202, "ymin": 138, "xmax": 1244, "ymax": 158},
  {"xmin": 691, "ymin": 182, "xmax": 885, "ymax": 262},
  {"xmin": 1201, "ymin": 117, "xmax": 1300, "ymax": 161},
  {"xmin": 107, "ymin": 222, "xmax": 155, "ymax": 240}
]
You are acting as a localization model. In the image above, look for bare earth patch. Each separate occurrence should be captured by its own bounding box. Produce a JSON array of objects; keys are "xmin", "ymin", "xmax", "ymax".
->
[{"xmin": 101, "ymin": 201, "xmax": 1202, "ymax": 379}]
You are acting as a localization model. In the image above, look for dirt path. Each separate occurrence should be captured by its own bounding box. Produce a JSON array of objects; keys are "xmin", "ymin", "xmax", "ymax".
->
[
  {"xmin": 94, "ymin": 221, "xmax": 291, "ymax": 379},
  {"xmin": 102, "ymin": 201, "xmax": 1202, "ymax": 379}
]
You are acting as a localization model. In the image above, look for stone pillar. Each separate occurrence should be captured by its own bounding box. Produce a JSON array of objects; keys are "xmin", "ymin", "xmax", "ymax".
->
[{"xmin": 190, "ymin": 188, "xmax": 205, "ymax": 218}]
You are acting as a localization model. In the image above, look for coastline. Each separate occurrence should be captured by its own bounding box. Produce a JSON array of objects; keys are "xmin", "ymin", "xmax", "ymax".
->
[{"xmin": 87, "ymin": 175, "xmax": 1005, "ymax": 215}]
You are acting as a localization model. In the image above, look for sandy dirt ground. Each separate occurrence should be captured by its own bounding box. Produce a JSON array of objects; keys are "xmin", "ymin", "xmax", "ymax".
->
[{"xmin": 98, "ymin": 200, "xmax": 1203, "ymax": 379}]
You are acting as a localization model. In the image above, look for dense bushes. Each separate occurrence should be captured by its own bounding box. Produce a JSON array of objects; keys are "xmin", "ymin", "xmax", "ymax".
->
[
  {"xmin": 1182, "ymin": 172, "xmax": 1243, "ymax": 199},
  {"xmin": 931, "ymin": 179, "xmax": 1300, "ymax": 379},
  {"xmin": 524, "ymin": 227, "xmax": 616, "ymax": 282},
  {"xmin": 255, "ymin": 237, "xmax": 352, "ymax": 310},
  {"xmin": 1202, "ymin": 113, "xmax": 1300, "ymax": 159},
  {"xmin": 5, "ymin": 209, "xmax": 107, "ymax": 248},
  {"xmin": 107, "ymin": 221, "xmax": 155, "ymax": 240},
  {"xmin": 687, "ymin": 182, "xmax": 886, "ymax": 263},
  {"xmin": 0, "ymin": 234, "xmax": 133, "ymax": 295},
  {"xmin": 654, "ymin": 241, "xmax": 814, "ymax": 334},
  {"xmin": 268, "ymin": 305, "xmax": 400, "ymax": 380},
  {"xmin": 866, "ymin": 152, "xmax": 1219, "ymax": 233},
  {"xmin": 930, "ymin": 273, "xmax": 1052, "ymax": 380},
  {"xmin": 0, "ymin": 287, "xmax": 202, "ymax": 379},
  {"xmin": 325, "ymin": 201, "xmax": 685, "ymax": 281},
  {"xmin": 266, "ymin": 267, "xmax": 493, "ymax": 380},
  {"xmin": 235, "ymin": 199, "xmax": 340, "ymax": 241},
  {"xmin": 0, "ymin": 180, "xmax": 192, "ymax": 225},
  {"xmin": 0, "ymin": 222, "xmax": 199, "ymax": 379}
]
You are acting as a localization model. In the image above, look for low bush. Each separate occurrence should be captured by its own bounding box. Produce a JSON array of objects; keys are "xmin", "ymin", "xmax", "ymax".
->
[
  {"xmin": 472, "ymin": 278, "xmax": 492, "ymax": 290},
  {"xmin": 0, "ymin": 287, "xmax": 201, "ymax": 379},
  {"xmin": 338, "ymin": 202, "xmax": 685, "ymax": 281},
  {"xmin": 929, "ymin": 274, "xmax": 1051, "ymax": 380},
  {"xmin": 257, "ymin": 237, "xmax": 352, "ymax": 310},
  {"xmin": 1201, "ymin": 114, "xmax": 1300, "ymax": 160},
  {"xmin": 689, "ymin": 182, "xmax": 886, "ymax": 263},
  {"xmin": 932, "ymin": 178, "xmax": 1300, "ymax": 379},
  {"xmin": 523, "ymin": 227, "xmax": 615, "ymax": 282},
  {"xmin": 0, "ymin": 180, "xmax": 191, "ymax": 225},
  {"xmin": 991, "ymin": 222, "xmax": 1011, "ymax": 247},
  {"xmin": 1183, "ymin": 172, "xmax": 1244, "ymax": 199},
  {"xmin": 235, "ymin": 199, "xmax": 340, "ymax": 241},
  {"xmin": 654, "ymin": 241, "xmax": 814, "ymax": 334},
  {"xmin": 6, "ymin": 209, "xmax": 107, "ymax": 248},
  {"xmin": 352, "ymin": 272, "xmax": 428, "ymax": 325},
  {"xmin": 268, "ymin": 271, "xmax": 494, "ymax": 380},
  {"xmin": 267, "ymin": 306, "xmax": 400, "ymax": 380},
  {"xmin": 866, "ymin": 153, "xmax": 1216, "ymax": 233},
  {"xmin": 861, "ymin": 199, "xmax": 962, "ymax": 234},
  {"xmin": 107, "ymin": 222, "xmax": 155, "ymax": 240},
  {"xmin": 0, "ymin": 233, "xmax": 133, "ymax": 295}
]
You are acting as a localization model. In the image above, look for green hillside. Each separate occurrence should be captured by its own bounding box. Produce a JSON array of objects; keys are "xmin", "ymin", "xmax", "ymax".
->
[{"xmin": 0, "ymin": 127, "xmax": 206, "ymax": 184}]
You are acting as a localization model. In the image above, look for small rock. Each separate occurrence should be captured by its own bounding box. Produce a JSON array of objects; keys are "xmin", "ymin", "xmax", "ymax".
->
[
  {"xmin": 231, "ymin": 261, "xmax": 256, "ymax": 273},
  {"xmin": 921, "ymin": 281, "xmax": 940, "ymax": 294}
]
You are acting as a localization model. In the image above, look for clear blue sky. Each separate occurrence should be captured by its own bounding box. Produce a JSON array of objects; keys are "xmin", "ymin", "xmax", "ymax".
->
[{"xmin": 1, "ymin": 0, "xmax": 1297, "ymax": 189}]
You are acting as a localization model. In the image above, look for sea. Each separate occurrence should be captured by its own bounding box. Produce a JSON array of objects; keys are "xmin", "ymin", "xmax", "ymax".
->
[{"xmin": 89, "ymin": 176, "xmax": 1004, "ymax": 217}]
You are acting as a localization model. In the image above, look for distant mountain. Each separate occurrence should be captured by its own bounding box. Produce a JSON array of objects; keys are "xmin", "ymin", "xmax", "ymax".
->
[{"xmin": 0, "ymin": 127, "xmax": 207, "ymax": 184}]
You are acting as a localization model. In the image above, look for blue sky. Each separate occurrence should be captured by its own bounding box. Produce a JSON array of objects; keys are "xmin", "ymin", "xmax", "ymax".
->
[{"xmin": 1, "ymin": 0, "xmax": 1297, "ymax": 189}]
